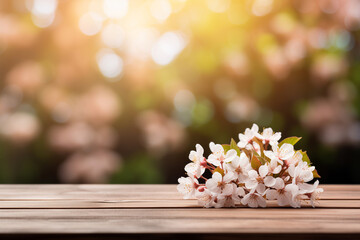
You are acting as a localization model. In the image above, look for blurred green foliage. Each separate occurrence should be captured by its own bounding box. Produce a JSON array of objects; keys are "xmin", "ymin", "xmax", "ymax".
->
[{"xmin": 0, "ymin": 0, "xmax": 359, "ymax": 184}]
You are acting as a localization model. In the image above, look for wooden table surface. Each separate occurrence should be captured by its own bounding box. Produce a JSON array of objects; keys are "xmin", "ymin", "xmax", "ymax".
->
[{"xmin": 0, "ymin": 184, "xmax": 359, "ymax": 239}]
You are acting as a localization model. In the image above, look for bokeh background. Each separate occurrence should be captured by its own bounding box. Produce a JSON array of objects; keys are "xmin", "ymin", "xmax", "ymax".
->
[{"xmin": 0, "ymin": 0, "xmax": 359, "ymax": 184}]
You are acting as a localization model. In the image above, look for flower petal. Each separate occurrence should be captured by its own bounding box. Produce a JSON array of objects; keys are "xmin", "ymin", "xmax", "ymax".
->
[
  {"xmin": 223, "ymin": 171, "xmax": 236, "ymax": 182},
  {"xmin": 266, "ymin": 189, "xmax": 277, "ymax": 200},
  {"xmin": 206, "ymin": 178, "xmax": 220, "ymax": 193},
  {"xmin": 248, "ymin": 170, "xmax": 259, "ymax": 179},
  {"xmin": 212, "ymin": 171, "xmax": 223, "ymax": 182},
  {"xmin": 195, "ymin": 144, "xmax": 204, "ymax": 156},
  {"xmin": 245, "ymin": 179, "xmax": 258, "ymax": 189},
  {"xmin": 256, "ymin": 183, "xmax": 266, "ymax": 194},
  {"xmin": 264, "ymin": 176, "xmax": 276, "ymax": 187},
  {"xmin": 264, "ymin": 150, "xmax": 276, "ymax": 160},
  {"xmin": 273, "ymin": 177, "xmax": 284, "ymax": 190},
  {"xmin": 259, "ymin": 165, "xmax": 268, "ymax": 178},
  {"xmin": 279, "ymin": 143, "xmax": 295, "ymax": 160},
  {"xmin": 222, "ymin": 183, "xmax": 234, "ymax": 195},
  {"xmin": 257, "ymin": 195, "xmax": 267, "ymax": 208}
]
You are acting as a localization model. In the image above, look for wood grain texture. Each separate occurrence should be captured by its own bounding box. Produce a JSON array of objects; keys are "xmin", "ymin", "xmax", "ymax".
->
[{"xmin": 0, "ymin": 184, "xmax": 359, "ymax": 236}]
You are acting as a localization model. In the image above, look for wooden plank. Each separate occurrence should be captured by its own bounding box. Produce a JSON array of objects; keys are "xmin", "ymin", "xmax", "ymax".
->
[
  {"xmin": 0, "ymin": 185, "xmax": 358, "ymax": 200},
  {"xmin": 0, "ymin": 199, "xmax": 358, "ymax": 209},
  {"xmin": 0, "ymin": 208, "xmax": 359, "ymax": 234}
]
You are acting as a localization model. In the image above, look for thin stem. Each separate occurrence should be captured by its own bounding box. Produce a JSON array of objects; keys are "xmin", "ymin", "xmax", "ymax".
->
[{"xmin": 200, "ymin": 176, "xmax": 208, "ymax": 181}]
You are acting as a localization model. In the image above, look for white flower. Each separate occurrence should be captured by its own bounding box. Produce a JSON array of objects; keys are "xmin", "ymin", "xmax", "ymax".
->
[
  {"xmin": 238, "ymin": 124, "xmax": 259, "ymax": 148},
  {"xmin": 206, "ymin": 171, "xmax": 237, "ymax": 194},
  {"xmin": 185, "ymin": 161, "xmax": 204, "ymax": 178},
  {"xmin": 208, "ymin": 142, "xmax": 237, "ymax": 166},
  {"xmin": 189, "ymin": 144, "xmax": 204, "ymax": 164},
  {"xmin": 264, "ymin": 143, "xmax": 295, "ymax": 165},
  {"xmin": 241, "ymin": 188, "xmax": 267, "ymax": 208},
  {"xmin": 185, "ymin": 144, "xmax": 206, "ymax": 178},
  {"xmin": 195, "ymin": 188, "xmax": 215, "ymax": 208},
  {"xmin": 257, "ymin": 127, "xmax": 281, "ymax": 146},
  {"xmin": 225, "ymin": 152, "xmax": 251, "ymax": 183},
  {"xmin": 298, "ymin": 179, "xmax": 320, "ymax": 193},
  {"xmin": 288, "ymin": 161, "xmax": 315, "ymax": 184},
  {"xmin": 177, "ymin": 176, "xmax": 199, "ymax": 199},
  {"xmin": 244, "ymin": 165, "xmax": 269, "ymax": 191},
  {"xmin": 309, "ymin": 186, "xmax": 323, "ymax": 207},
  {"xmin": 285, "ymin": 151, "xmax": 302, "ymax": 166},
  {"xmin": 266, "ymin": 158, "xmax": 282, "ymax": 174},
  {"xmin": 178, "ymin": 124, "xmax": 322, "ymax": 208},
  {"xmin": 214, "ymin": 183, "xmax": 239, "ymax": 208},
  {"xmin": 265, "ymin": 178, "xmax": 292, "ymax": 206}
]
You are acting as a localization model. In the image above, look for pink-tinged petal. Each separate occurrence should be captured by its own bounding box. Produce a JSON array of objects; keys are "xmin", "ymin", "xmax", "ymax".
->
[
  {"xmin": 298, "ymin": 182, "xmax": 316, "ymax": 193},
  {"xmin": 222, "ymin": 184, "xmax": 234, "ymax": 195},
  {"xmin": 288, "ymin": 151, "xmax": 302, "ymax": 165},
  {"xmin": 195, "ymin": 144, "xmax": 204, "ymax": 156},
  {"xmin": 302, "ymin": 171, "xmax": 314, "ymax": 182},
  {"xmin": 212, "ymin": 143, "xmax": 224, "ymax": 154},
  {"xmin": 256, "ymin": 183, "xmax": 266, "ymax": 194},
  {"xmin": 237, "ymin": 142, "xmax": 247, "ymax": 148},
  {"xmin": 177, "ymin": 177, "xmax": 191, "ymax": 186},
  {"xmin": 225, "ymin": 149, "xmax": 237, "ymax": 162},
  {"xmin": 238, "ymin": 174, "xmax": 248, "ymax": 184},
  {"xmin": 273, "ymin": 165, "xmax": 282, "ymax": 174},
  {"xmin": 265, "ymin": 189, "xmax": 278, "ymax": 200},
  {"xmin": 285, "ymin": 183, "xmax": 299, "ymax": 195},
  {"xmin": 223, "ymin": 171, "xmax": 236, "ymax": 182},
  {"xmin": 313, "ymin": 180, "xmax": 320, "ymax": 188},
  {"xmin": 264, "ymin": 150, "xmax": 276, "ymax": 160},
  {"xmin": 245, "ymin": 179, "xmax": 258, "ymax": 189},
  {"xmin": 239, "ymin": 152, "xmax": 249, "ymax": 165},
  {"xmin": 209, "ymin": 142, "xmax": 216, "ymax": 152},
  {"xmin": 279, "ymin": 143, "xmax": 295, "ymax": 160},
  {"xmin": 207, "ymin": 155, "xmax": 220, "ymax": 166},
  {"xmin": 230, "ymin": 156, "xmax": 240, "ymax": 168},
  {"xmin": 287, "ymin": 164, "xmax": 295, "ymax": 177},
  {"xmin": 262, "ymin": 128, "xmax": 273, "ymax": 138},
  {"xmin": 272, "ymin": 132, "xmax": 281, "ymax": 141},
  {"xmin": 264, "ymin": 176, "xmax": 276, "ymax": 187},
  {"xmin": 177, "ymin": 177, "xmax": 194, "ymax": 199},
  {"xmin": 185, "ymin": 162, "xmax": 202, "ymax": 178},
  {"xmin": 273, "ymin": 177, "xmax": 284, "ymax": 190},
  {"xmin": 237, "ymin": 187, "xmax": 245, "ymax": 197},
  {"xmin": 212, "ymin": 171, "xmax": 223, "ymax": 182},
  {"xmin": 248, "ymin": 170, "xmax": 259, "ymax": 179},
  {"xmin": 247, "ymin": 196, "xmax": 258, "ymax": 208},
  {"xmin": 251, "ymin": 123, "xmax": 259, "ymax": 133},
  {"xmin": 206, "ymin": 178, "xmax": 219, "ymax": 193},
  {"xmin": 188, "ymin": 151, "xmax": 196, "ymax": 161},
  {"xmin": 259, "ymin": 165, "xmax": 269, "ymax": 178},
  {"xmin": 271, "ymin": 144, "xmax": 280, "ymax": 153},
  {"xmin": 241, "ymin": 193, "xmax": 250, "ymax": 205},
  {"xmin": 277, "ymin": 193, "xmax": 290, "ymax": 206},
  {"xmin": 257, "ymin": 195, "xmax": 267, "ymax": 208}
]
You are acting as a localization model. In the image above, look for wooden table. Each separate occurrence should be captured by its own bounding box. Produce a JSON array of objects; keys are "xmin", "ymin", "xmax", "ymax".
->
[{"xmin": 0, "ymin": 185, "xmax": 359, "ymax": 239}]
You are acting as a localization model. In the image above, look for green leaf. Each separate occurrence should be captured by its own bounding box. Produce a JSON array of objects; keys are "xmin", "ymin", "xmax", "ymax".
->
[
  {"xmin": 214, "ymin": 167, "xmax": 224, "ymax": 176},
  {"xmin": 251, "ymin": 154, "xmax": 262, "ymax": 171},
  {"xmin": 253, "ymin": 151, "xmax": 266, "ymax": 164},
  {"xmin": 242, "ymin": 148, "xmax": 252, "ymax": 159},
  {"xmin": 300, "ymin": 150, "xmax": 311, "ymax": 166},
  {"xmin": 279, "ymin": 137, "xmax": 302, "ymax": 147},
  {"xmin": 313, "ymin": 169, "xmax": 321, "ymax": 178},
  {"xmin": 222, "ymin": 138, "xmax": 241, "ymax": 156},
  {"xmin": 222, "ymin": 144, "xmax": 230, "ymax": 153}
]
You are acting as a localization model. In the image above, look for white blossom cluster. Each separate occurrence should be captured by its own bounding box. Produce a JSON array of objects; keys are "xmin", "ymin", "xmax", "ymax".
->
[{"xmin": 177, "ymin": 124, "xmax": 323, "ymax": 208}]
